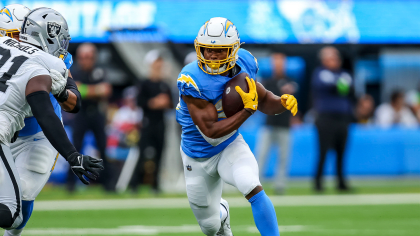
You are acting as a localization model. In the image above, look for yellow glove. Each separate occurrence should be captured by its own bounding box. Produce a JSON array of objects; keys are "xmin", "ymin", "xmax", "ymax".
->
[
  {"xmin": 235, "ymin": 77, "xmax": 258, "ymax": 112},
  {"xmin": 281, "ymin": 94, "xmax": 298, "ymax": 116}
]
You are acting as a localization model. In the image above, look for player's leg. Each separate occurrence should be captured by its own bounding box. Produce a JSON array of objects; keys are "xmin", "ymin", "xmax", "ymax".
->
[
  {"xmin": 180, "ymin": 148, "xmax": 223, "ymax": 236},
  {"xmin": 4, "ymin": 133, "xmax": 57, "ymax": 235},
  {"xmin": 275, "ymin": 127, "xmax": 290, "ymax": 194},
  {"xmin": 0, "ymin": 144, "xmax": 22, "ymax": 230},
  {"xmin": 218, "ymin": 135, "xmax": 279, "ymax": 236}
]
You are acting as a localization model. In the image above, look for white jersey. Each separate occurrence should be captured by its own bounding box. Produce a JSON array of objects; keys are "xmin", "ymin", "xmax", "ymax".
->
[{"xmin": 0, "ymin": 37, "xmax": 66, "ymax": 145}]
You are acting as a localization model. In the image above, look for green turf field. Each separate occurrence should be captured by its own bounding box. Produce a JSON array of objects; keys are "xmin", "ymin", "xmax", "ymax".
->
[
  {"xmin": 6, "ymin": 204, "xmax": 420, "ymax": 235},
  {"xmin": 1, "ymin": 179, "xmax": 419, "ymax": 235}
]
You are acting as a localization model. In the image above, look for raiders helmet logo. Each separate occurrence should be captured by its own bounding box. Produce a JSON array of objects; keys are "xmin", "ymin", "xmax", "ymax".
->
[{"xmin": 47, "ymin": 22, "xmax": 61, "ymax": 38}]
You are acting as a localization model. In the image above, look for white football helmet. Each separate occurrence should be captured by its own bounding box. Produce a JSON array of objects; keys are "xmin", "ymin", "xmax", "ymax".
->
[
  {"xmin": 195, "ymin": 17, "xmax": 240, "ymax": 75},
  {"xmin": 0, "ymin": 4, "xmax": 30, "ymax": 39}
]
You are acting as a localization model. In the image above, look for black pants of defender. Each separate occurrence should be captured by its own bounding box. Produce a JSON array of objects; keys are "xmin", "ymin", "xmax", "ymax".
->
[
  {"xmin": 315, "ymin": 114, "xmax": 351, "ymax": 189},
  {"xmin": 67, "ymin": 109, "xmax": 113, "ymax": 191},
  {"xmin": 129, "ymin": 124, "xmax": 165, "ymax": 192}
]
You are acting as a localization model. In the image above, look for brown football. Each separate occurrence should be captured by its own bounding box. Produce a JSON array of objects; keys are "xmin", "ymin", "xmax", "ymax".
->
[{"xmin": 222, "ymin": 72, "xmax": 252, "ymax": 118}]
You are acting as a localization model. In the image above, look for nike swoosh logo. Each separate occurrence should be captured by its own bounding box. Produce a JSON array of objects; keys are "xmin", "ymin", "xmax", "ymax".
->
[
  {"xmin": 33, "ymin": 138, "xmax": 45, "ymax": 141},
  {"xmin": 252, "ymin": 94, "xmax": 256, "ymax": 101}
]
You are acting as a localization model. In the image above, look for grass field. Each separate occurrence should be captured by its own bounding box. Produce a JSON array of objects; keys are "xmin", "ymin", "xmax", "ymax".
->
[{"xmin": 1, "ymin": 178, "xmax": 419, "ymax": 236}]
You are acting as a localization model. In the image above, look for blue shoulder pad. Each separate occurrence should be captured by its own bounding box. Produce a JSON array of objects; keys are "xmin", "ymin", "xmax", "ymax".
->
[
  {"xmin": 64, "ymin": 53, "xmax": 73, "ymax": 69},
  {"xmin": 177, "ymin": 72, "xmax": 203, "ymax": 99},
  {"xmin": 237, "ymin": 49, "xmax": 259, "ymax": 75}
]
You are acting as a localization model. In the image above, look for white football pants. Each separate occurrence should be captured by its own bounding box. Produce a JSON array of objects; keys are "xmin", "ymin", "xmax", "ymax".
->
[
  {"xmin": 181, "ymin": 134, "xmax": 261, "ymax": 236},
  {"xmin": 10, "ymin": 132, "xmax": 58, "ymax": 201},
  {"xmin": 0, "ymin": 143, "xmax": 23, "ymax": 229}
]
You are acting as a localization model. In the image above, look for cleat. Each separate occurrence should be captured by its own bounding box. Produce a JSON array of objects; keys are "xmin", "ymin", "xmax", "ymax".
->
[{"xmin": 217, "ymin": 199, "xmax": 233, "ymax": 236}]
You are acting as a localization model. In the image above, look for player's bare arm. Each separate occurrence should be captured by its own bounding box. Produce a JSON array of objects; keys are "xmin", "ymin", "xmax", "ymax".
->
[
  {"xmin": 50, "ymin": 69, "xmax": 82, "ymax": 113},
  {"xmin": 183, "ymin": 94, "xmax": 252, "ymax": 139},
  {"xmin": 59, "ymin": 90, "xmax": 78, "ymax": 112},
  {"xmin": 256, "ymin": 81, "xmax": 297, "ymax": 115}
]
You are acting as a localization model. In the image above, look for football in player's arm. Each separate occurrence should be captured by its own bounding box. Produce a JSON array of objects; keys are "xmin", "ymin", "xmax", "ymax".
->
[
  {"xmin": 177, "ymin": 17, "xmax": 298, "ymax": 236},
  {"xmin": 183, "ymin": 55, "xmax": 297, "ymax": 142}
]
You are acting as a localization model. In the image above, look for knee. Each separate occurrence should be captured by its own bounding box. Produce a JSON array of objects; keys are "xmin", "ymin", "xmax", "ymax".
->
[
  {"xmin": 198, "ymin": 217, "xmax": 221, "ymax": 236},
  {"xmin": 234, "ymin": 166, "xmax": 261, "ymax": 196}
]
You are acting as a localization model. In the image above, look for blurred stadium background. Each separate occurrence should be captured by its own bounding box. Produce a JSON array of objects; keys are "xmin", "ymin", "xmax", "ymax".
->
[{"xmin": 2, "ymin": 0, "xmax": 420, "ymax": 235}]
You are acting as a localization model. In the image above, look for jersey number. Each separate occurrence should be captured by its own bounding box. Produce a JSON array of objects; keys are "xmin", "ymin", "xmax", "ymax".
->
[{"xmin": 0, "ymin": 48, "xmax": 29, "ymax": 92}]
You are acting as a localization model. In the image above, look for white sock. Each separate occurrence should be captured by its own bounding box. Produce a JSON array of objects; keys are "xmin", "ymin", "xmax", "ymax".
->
[
  {"xmin": 4, "ymin": 229, "xmax": 23, "ymax": 236},
  {"xmin": 220, "ymin": 203, "xmax": 228, "ymax": 222}
]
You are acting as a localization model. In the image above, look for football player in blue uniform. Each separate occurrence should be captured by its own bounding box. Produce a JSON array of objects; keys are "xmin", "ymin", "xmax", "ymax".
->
[
  {"xmin": 176, "ymin": 17, "xmax": 298, "ymax": 236},
  {"xmin": 0, "ymin": 4, "xmax": 83, "ymax": 236}
]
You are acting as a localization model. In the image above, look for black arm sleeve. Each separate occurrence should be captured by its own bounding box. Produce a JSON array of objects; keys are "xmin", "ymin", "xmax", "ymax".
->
[
  {"xmin": 27, "ymin": 91, "xmax": 77, "ymax": 160},
  {"xmin": 66, "ymin": 77, "xmax": 81, "ymax": 113}
]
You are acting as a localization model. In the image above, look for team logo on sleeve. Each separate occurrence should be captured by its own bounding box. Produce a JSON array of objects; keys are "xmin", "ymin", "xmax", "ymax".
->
[
  {"xmin": 186, "ymin": 165, "xmax": 192, "ymax": 171},
  {"xmin": 47, "ymin": 22, "xmax": 61, "ymax": 38},
  {"xmin": 177, "ymin": 74, "xmax": 201, "ymax": 95}
]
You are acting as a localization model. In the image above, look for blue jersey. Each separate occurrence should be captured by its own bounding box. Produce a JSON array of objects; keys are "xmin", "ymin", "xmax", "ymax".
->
[
  {"xmin": 19, "ymin": 53, "xmax": 73, "ymax": 137},
  {"xmin": 176, "ymin": 49, "xmax": 258, "ymax": 158}
]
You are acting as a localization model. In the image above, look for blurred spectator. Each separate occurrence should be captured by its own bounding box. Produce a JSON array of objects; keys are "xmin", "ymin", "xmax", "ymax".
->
[
  {"xmin": 107, "ymin": 87, "xmax": 143, "ymax": 160},
  {"xmin": 375, "ymin": 91, "xmax": 418, "ymax": 128},
  {"xmin": 129, "ymin": 50, "xmax": 173, "ymax": 194},
  {"xmin": 356, "ymin": 94, "xmax": 375, "ymax": 124},
  {"xmin": 312, "ymin": 46, "xmax": 354, "ymax": 192},
  {"xmin": 257, "ymin": 53, "xmax": 298, "ymax": 194},
  {"xmin": 106, "ymin": 87, "xmax": 143, "ymax": 187},
  {"xmin": 68, "ymin": 43, "xmax": 113, "ymax": 192},
  {"xmin": 405, "ymin": 85, "xmax": 420, "ymax": 123},
  {"xmin": 184, "ymin": 51, "xmax": 197, "ymax": 65}
]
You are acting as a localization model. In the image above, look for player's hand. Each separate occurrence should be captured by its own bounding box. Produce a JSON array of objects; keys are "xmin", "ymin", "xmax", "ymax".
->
[
  {"xmin": 50, "ymin": 69, "xmax": 68, "ymax": 95},
  {"xmin": 235, "ymin": 76, "xmax": 258, "ymax": 112},
  {"xmin": 281, "ymin": 94, "xmax": 298, "ymax": 116},
  {"xmin": 67, "ymin": 152, "xmax": 104, "ymax": 185}
]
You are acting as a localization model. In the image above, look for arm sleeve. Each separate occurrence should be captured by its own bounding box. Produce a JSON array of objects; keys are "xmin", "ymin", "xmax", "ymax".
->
[
  {"xmin": 26, "ymin": 91, "xmax": 77, "ymax": 160},
  {"xmin": 66, "ymin": 76, "xmax": 81, "ymax": 113}
]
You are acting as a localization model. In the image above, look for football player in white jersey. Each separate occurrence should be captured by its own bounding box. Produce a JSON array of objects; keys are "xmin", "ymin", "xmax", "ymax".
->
[
  {"xmin": 0, "ymin": 5, "xmax": 82, "ymax": 236},
  {"xmin": 0, "ymin": 7, "xmax": 103, "ymax": 230}
]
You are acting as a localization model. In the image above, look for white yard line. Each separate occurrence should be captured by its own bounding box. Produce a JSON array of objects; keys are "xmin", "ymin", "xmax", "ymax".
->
[
  {"xmin": 18, "ymin": 225, "xmax": 307, "ymax": 235},
  {"xmin": 33, "ymin": 193, "xmax": 420, "ymax": 211}
]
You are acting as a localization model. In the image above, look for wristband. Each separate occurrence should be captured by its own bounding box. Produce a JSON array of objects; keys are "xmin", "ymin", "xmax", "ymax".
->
[{"xmin": 54, "ymin": 89, "xmax": 69, "ymax": 103}]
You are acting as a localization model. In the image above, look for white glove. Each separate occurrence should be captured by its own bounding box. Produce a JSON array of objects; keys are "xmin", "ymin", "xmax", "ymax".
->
[{"xmin": 50, "ymin": 69, "xmax": 68, "ymax": 95}]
